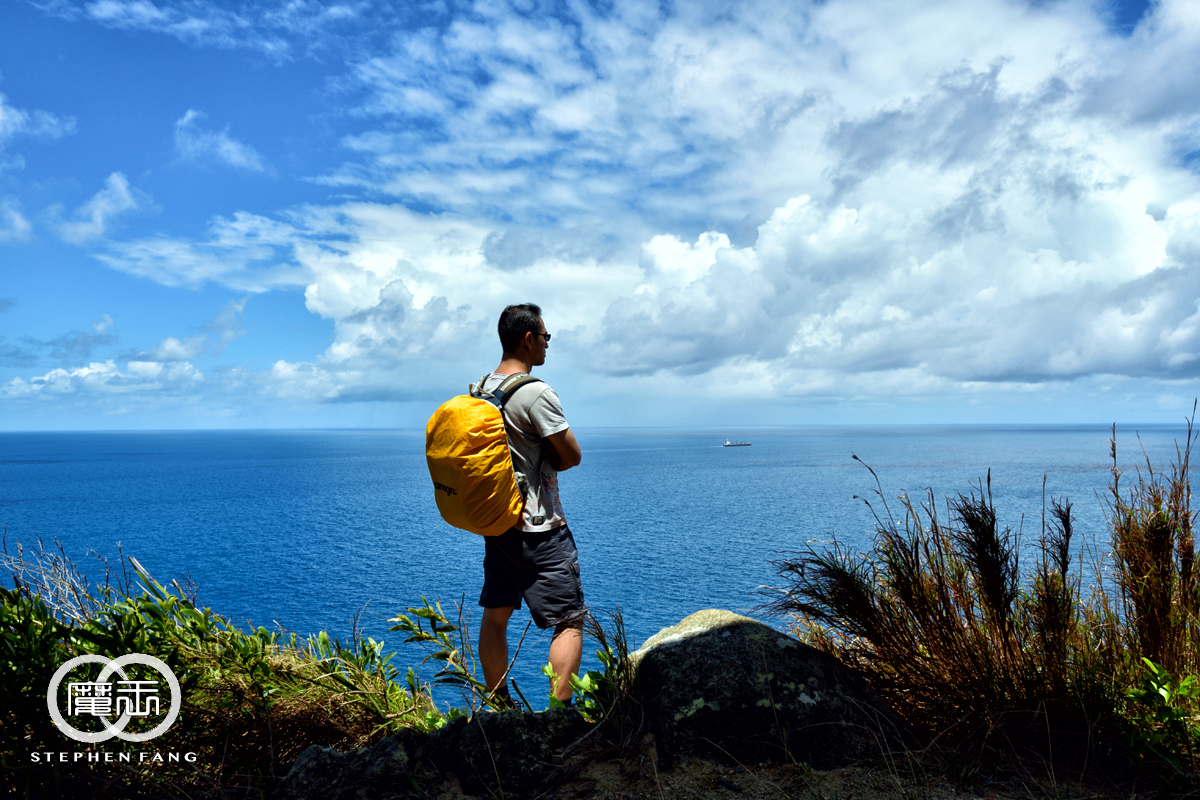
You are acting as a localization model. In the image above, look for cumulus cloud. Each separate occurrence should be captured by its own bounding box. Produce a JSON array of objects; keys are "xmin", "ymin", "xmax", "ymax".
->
[
  {"xmin": 54, "ymin": 173, "xmax": 145, "ymax": 244},
  {"xmin": 1, "ymin": 359, "xmax": 203, "ymax": 399},
  {"xmin": 598, "ymin": 189, "xmax": 1200, "ymax": 389},
  {"xmin": 51, "ymin": 0, "xmax": 1200, "ymax": 408},
  {"xmin": 143, "ymin": 336, "xmax": 207, "ymax": 361},
  {"xmin": 124, "ymin": 202, "xmax": 626, "ymax": 402},
  {"xmin": 174, "ymin": 110, "xmax": 268, "ymax": 172},
  {"xmin": 311, "ymin": 0, "xmax": 1200, "ymax": 397},
  {"xmin": 270, "ymin": 281, "xmax": 482, "ymax": 402},
  {"xmin": 1, "ymin": 300, "xmax": 252, "ymax": 405}
]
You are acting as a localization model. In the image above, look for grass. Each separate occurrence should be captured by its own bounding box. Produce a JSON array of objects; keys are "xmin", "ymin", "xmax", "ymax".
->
[
  {"xmin": 0, "ymin": 536, "xmax": 639, "ymax": 799},
  {"xmin": 0, "ymin": 537, "xmax": 448, "ymax": 798},
  {"xmin": 765, "ymin": 418, "xmax": 1200, "ymax": 794}
]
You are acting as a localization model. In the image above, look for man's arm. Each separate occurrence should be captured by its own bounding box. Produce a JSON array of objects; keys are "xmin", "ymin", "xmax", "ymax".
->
[{"xmin": 545, "ymin": 428, "xmax": 581, "ymax": 471}]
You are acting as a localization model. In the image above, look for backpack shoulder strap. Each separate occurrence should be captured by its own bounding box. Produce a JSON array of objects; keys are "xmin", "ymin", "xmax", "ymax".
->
[
  {"xmin": 491, "ymin": 373, "xmax": 543, "ymax": 409},
  {"xmin": 473, "ymin": 372, "xmax": 550, "ymax": 513},
  {"xmin": 473, "ymin": 372, "xmax": 543, "ymax": 409}
]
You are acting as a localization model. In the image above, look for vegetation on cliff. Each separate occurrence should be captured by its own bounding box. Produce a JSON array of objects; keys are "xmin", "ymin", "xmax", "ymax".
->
[
  {"xmin": 3, "ymin": 418, "xmax": 1199, "ymax": 798},
  {"xmin": 0, "ymin": 542, "xmax": 630, "ymax": 799},
  {"xmin": 0, "ymin": 542, "xmax": 449, "ymax": 797},
  {"xmin": 768, "ymin": 422, "xmax": 1200, "ymax": 793}
]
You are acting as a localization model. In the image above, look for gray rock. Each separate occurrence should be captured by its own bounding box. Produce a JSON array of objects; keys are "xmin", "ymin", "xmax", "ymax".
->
[
  {"xmin": 435, "ymin": 706, "xmax": 593, "ymax": 795},
  {"xmin": 277, "ymin": 611, "xmax": 905, "ymax": 798},
  {"xmin": 276, "ymin": 726, "xmax": 423, "ymax": 800},
  {"xmin": 276, "ymin": 708, "xmax": 592, "ymax": 800},
  {"xmin": 633, "ymin": 609, "xmax": 907, "ymax": 769}
]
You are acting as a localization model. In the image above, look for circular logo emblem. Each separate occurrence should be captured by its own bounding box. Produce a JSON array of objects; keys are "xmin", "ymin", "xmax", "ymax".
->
[{"xmin": 47, "ymin": 654, "xmax": 182, "ymax": 743}]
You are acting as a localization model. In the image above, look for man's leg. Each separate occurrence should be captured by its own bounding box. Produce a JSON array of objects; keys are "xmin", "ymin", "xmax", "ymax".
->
[
  {"xmin": 479, "ymin": 605, "xmax": 515, "ymax": 694},
  {"xmin": 548, "ymin": 620, "xmax": 583, "ymax": 703}
]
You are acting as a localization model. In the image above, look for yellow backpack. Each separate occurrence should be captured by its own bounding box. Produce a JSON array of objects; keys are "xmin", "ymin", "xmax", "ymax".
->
[{"xmin": 425, "ymin": 373, "xmax": 543, "ymax": 536}]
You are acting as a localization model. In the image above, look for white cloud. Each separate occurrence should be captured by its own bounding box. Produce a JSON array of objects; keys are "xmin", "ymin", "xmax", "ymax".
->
[
  {"xmin": 1, "ymin": 359, "xmax": 203, "ymax": 398},
  {"xmin": 302, "ymin": 0, "xmax": 1200, "ymax": 397},
  {"xmin": 82, "ymin": 0, "xmax": 288, "ymax": 56},
  {"xmin": 174, "ymin": 110, "xmax": 268, "ymax": 172},
  {"xmin": 35, "ymin": 0, "xmax": 370, "ymax": 61},
  {"xmin": 54, "ymin": 0, "xmax": 1200, "ymax": 409},
  {"xmin": 96, "ymin": 212, "xmax": 307, "ymax": 290},
  {"xmin": 0, "ymin": 199, "xmax": 31, "ymax": 242},
  {"xmin": 0, "ymin": 92, "xmax": 75, "ymax": 181},
  {"xmin": 0, "ymin": 92, "xmax": 75, "ymax": 149},
  {"xmin": 146, "ymin": 336, "xmax": 206, "ymax": 361},
  {"xmin": 54, "ymin": 173, "xmax": 144, "ymax": 244},
  {"xmin": 597, "ymin": 178, "xmax": 1200, "ymax": 388}
]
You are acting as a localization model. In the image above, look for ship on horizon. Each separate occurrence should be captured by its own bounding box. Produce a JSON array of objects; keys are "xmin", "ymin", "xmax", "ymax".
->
[{"xmin": 723, "ymin": 439, "xmax": 751, "ymax": 447}]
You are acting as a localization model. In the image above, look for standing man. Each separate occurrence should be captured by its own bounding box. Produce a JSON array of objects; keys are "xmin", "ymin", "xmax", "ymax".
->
[{"xmin": 477, "ymin": 303, "xmax": 584, "ymax": 706}]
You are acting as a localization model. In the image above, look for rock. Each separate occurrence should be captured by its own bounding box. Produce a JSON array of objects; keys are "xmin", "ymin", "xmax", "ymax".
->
[
  {"xmin": 276, "ymin": 726, "xmax": 423, "ymax": 800},
  {"xmin": 425, "ymin": 706, "xmax": 593, "ymax": 797},
  {"xmin": 275, "ymin": 708, "xmax": 592, "ymax": 800},
  {"xmin": 277, "ymin": 611, "xmax": 906, "ymax": 798},
  {"xmin": 632, "ymin": 609, "xmax": 907, "ymax": 769}
]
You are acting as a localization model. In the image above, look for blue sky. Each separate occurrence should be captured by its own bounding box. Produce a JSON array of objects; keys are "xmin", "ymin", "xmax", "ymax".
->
[{"xmin": 1, "ymin": 0, "xmax": 1198, "ymax": 429}]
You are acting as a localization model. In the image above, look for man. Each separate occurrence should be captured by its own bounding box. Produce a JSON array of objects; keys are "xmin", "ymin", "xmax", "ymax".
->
[{"xmin": 477, "ymin": 303, "xmax": 584, "ymax": 706}]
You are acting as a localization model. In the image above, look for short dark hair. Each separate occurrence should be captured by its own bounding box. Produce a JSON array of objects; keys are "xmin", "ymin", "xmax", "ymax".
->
[{"xmin": 498, "ymin": 303, "xmax": 543, "ymax": 353}]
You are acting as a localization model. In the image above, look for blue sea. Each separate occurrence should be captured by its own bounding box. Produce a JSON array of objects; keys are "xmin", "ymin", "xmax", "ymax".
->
[{"xmin": 0, "ymin": 424, "xmax": 1189, "ymax": 707}]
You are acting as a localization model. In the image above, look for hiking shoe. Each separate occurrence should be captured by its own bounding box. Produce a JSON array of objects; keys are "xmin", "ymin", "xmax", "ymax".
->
[{"xmin": 486, "ymin": 687, "xmax": 524, "ymax": 711}]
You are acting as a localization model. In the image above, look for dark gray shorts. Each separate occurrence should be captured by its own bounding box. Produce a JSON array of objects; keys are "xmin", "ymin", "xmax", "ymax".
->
[{"xmin": 479, "ymin": 524, "xmax": 585, "ymax": 629}]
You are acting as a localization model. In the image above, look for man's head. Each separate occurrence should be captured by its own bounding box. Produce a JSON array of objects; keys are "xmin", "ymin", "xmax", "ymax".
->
[{"xmin": 498, "ymin": 303, "xmax": 548, "ymax": 365}]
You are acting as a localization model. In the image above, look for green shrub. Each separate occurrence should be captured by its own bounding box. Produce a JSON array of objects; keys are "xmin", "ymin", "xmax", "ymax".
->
[
  {"xmin": 1126, "ymin": 657, "xmax": 1200, "ymax": 777},
  {"xmin": 1, "ymin": 543, "xmax": 444, "ymax": 798}
]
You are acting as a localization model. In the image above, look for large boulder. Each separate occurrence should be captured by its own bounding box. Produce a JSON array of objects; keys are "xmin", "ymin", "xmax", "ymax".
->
[
  {"xmin": 633, "ymin": 609, "xmax": 907, "ymax": 769},
  {"xmin": 277, "ymin": 707, "xmax": 591, "ymax": 800}
]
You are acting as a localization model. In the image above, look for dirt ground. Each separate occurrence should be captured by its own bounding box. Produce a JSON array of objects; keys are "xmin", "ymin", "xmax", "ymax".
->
[
  {"xmin": 419, "ymin": 739, "xmax": 1108, "ymax": 800},
  {"xmin": 544, "ymin": 759, "xmax": 1007, "ymax": 800}
]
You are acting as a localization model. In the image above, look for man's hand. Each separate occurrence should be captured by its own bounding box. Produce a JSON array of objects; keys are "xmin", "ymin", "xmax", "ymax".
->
[{"xmin": 545, "ymin": 428, "xmax": 581, "ymax": 471}]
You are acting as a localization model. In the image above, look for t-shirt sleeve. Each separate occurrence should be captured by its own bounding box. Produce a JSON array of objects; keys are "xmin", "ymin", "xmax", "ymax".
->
[{"xmin": 528, "ymin": 386, "xmax": 569, "ymax": 438}]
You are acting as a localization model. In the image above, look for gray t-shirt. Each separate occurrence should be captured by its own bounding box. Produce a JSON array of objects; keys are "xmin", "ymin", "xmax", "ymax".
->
[{"xmin": 480, "ymin": 372, "xmax": 569, "ymax": 532}]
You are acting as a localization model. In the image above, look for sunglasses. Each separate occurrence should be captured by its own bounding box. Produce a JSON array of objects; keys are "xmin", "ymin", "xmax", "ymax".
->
[{"xmin": 533, "ymin": 332, "xmax": 551, "ymax": 342}]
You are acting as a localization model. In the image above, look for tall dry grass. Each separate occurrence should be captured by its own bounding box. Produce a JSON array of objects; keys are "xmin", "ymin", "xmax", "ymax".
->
[
  {"xmin": 766, "ymin": 417, "xmax": 1200, "ymax": 789},
  {"xmin": 1107, "ymin": 421, "xmax": 1200, "ymax": 678}
]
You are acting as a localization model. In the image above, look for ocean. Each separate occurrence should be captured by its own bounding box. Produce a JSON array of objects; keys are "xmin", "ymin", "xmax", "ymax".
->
[{"xmin": 0, "ymin": 424, "xmax": 1189, "ymax": 706}]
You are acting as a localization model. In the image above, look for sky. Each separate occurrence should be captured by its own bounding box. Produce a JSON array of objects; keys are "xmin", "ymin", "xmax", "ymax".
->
[{"xmin": 0, "ymin": 0, "xmax": 1198, "ymax": 429}]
